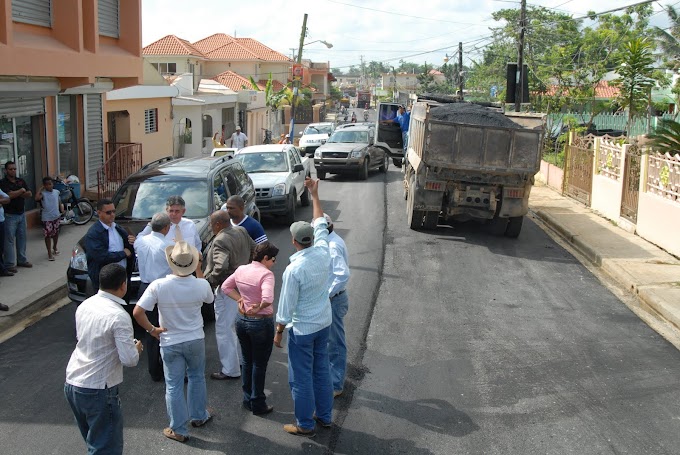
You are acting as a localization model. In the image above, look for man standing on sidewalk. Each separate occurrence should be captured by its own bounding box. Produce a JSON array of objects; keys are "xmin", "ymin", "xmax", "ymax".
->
[
  {"xmin": 134, "ymin": 241, "xmax": 215, "ymax": 443},
  {"xmin": 135, "ymin": 212, "xmax": 172, "ymax": 381},
  {"xmin": 0, "ymin": 188, "xmax": 11, "ymax": 312},
  {"xmin": 203, "ymin": 210, "xmax": 255, "ymax": 380},
  {"xmin": 224, "ymin": 195, "xmax": 267, "ymax": 244},
  {"xmin": 274, "ymin": 177, "xmax": 333, "ymax": 437},
  {"xmin": 0, "ymin": 161, "xmax": 33, "ymax": 272},
  {"xmin": 322, "ymin": 213, "xmax": 350, "ymax": 398},
  {"xmin": 64, "ymin": 264, "xmax": 142, "ymax": 454}
]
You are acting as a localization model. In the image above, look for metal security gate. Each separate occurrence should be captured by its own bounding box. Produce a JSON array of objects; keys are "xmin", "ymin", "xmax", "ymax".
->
[
  {"xmin": 564, "ymin": 141, "xmax": 593, "ymax": 206},
  {"xmin": 620, "ymin": 145, "xmax": 641, "ymax": 223},
  {"xmin": 84, "ymin": 94, "xmax": 104, "ymax": 189},
  {"xmin": 0, "ymin": 97, "xmax": 45, "ymax": 119}
]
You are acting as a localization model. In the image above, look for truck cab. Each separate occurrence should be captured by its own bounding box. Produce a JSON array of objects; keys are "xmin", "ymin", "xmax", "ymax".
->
[{"xmin": 374, "ymin": 102, "xmax": 405, "ymax": 167}]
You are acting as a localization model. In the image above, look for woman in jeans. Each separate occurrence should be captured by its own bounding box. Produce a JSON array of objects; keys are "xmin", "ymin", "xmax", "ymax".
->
[{"xmin": 221, "ymin": 241, "xmax": 279, "ymax": 415}]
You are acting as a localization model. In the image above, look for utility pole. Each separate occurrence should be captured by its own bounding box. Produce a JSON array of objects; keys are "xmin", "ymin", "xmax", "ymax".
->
[
  {"xmin": 289, "ymin": 13, "xmax": 308, "ymax": 142},
  {"xmin": 458, "ymin": 41, "xmax": 464, "ymax": 100},
  {"xmin": 515, "ymin": 0, "xmax": 527, "ymax": 112}
]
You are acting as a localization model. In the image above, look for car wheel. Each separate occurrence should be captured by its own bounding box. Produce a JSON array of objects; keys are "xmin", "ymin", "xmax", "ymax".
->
[
  {"xmin": 317, "ymin": 170, "xmax": 327, "ymax": 180},
  {"xmin": 379, "ymin": 155, "xmax": 389, "ymax": 173},
  {"xmin": 393, "ymin": 158, "xmax": 403, "ymax": 168},
  {"xmin": 359, "ymin": 159, "xmax": 369, "ymax": 180},
  {"xmin": 300, "ymin": 183, "xmax": 310, "ymax": 207},
  {"xmin": 284, "ymin": 191, "xmax": 297, "ymax": 225}
]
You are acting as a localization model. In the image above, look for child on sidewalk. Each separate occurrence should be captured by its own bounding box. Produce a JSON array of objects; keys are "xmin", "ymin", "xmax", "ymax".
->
[{"xmin": 35, "ymin": 177, "xmax": 64, "ymax": 261}]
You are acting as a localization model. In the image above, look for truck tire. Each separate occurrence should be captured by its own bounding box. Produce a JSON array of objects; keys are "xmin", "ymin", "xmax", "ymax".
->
[
  {"xmin": 407, "ymin": 176, "xmax": 424, "ymax": 230},
  {"xmin": 317, "ymin": 170, "xmax": 327, "ymax": 180},
  {"xmin": 505, "ymin": 216, "xmax": 523, "ymax": 238},
  {"xmin": 423, "ymin": 211, "xmax": 439, "ymax": 230},
  {"xmin": 300, "ymin": 184, "xmax": 310, "ymax": 207},
  {"xmin": 284, "ymin": 191, "xmax": 296, "ymax": 225},
  {"xmin": 488, "ymin": 215, "xmax": 509, "ymax": 236},
  {"xmin": 359, "ymin": 159, "xmax": 369, "ymax": 180},
  {"xmin": 393, "ymin": 158, "xmax": 403, "ymax": 168}
]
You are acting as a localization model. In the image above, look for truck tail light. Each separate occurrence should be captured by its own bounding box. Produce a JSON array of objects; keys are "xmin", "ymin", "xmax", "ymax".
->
[
  {"xmin": 424, "ymin": 181, "xmax": 445, "ymax": 191},
  {"xmin": 504, "ymin": 188, "xmax": 524, "ymax": 198}
]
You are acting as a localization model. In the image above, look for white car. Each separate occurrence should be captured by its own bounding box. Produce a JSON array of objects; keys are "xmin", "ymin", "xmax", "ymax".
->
[
  {"xmin": 211, "ymin": 147, "xmax": 238, "ymax": 158},
  {"xmin": 298, "ymin": 122, "xmax": 334, "ymax": 156},
  {"xmin": 234, "ymin": 145, "xmax": 311, "ymax": 224}
]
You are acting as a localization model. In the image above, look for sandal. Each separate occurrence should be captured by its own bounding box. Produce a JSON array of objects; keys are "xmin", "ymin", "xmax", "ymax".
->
[{"xmin": 163, "ymin": 427, "xmax": 189, "ymax": 443}]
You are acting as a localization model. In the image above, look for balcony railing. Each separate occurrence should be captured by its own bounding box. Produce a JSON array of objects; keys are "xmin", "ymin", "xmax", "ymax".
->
[{"xmin": 97, "ymin": 143, "xmax": 143, "ymax": 200}]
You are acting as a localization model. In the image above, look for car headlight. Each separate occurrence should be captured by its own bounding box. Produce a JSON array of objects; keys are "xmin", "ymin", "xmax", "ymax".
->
[
  {"xmin": 272, "ymin": 183, "xmax": 286, "ymax": 197},
  {"xmin": 70, "ymin": 244, "xmax": 88, "ymax": 272},
  {"xmin": 314, "ymin": 150, "xmax": 322, "ymax": 158},
  {"xmin": 351, "ymin": 151, "xmax": 363, "ymax": 158}
]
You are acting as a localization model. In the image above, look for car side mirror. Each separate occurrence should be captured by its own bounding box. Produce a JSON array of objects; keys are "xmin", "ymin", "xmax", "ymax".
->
[{"xmin": 293, "ymin": 163, "xmax": 304, "ymax": 173}]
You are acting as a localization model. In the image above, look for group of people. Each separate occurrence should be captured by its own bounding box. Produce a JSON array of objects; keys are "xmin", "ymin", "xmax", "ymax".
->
[{"xmin": 63, "ymin": 177, "xmax": 352, "ymax": 452}]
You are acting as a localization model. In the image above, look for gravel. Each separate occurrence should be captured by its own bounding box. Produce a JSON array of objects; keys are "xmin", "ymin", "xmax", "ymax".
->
[{"xmin": 429, "ymin": 103, "xmax": 522, "ymax": 129}]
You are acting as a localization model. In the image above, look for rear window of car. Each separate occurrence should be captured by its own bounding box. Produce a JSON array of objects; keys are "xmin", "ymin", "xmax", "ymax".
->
[
  {"xmin": 304, "ymin": 125, "xmax": 333, "ymax": 135},
  {"xmin": 113, "ymin": 180, "xmax": 209, "ymax": 219}
]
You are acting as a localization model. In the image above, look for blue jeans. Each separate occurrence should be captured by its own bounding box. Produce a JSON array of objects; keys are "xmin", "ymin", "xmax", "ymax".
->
[
  {"xmin": 329, "ymin": 291, "xmax": 349, "ymax": 392},
  {"xmin": 63, "ymin": 383, "xmax": 123, "ymax": 455},
  {"xmin": 160, "ymin": 338, "xmax": 209, "ymax": 437},
  {"xmin": 4, "ymin": 213, "xmax": 27, "ymax": 267},
  {"xmin": 402, "ymin": 131, "xmax": 409, "ymax": 152},
  {"xmin": 0, "ymin": 221, "xmax": 8, "ymax": 273},
  {"xmin": 236, "ymin": 315, "xmax": 274, "ymax": 412},
  {"xmin": 287, "ymin": 326, "xmax": 333, "ymax": 430}
]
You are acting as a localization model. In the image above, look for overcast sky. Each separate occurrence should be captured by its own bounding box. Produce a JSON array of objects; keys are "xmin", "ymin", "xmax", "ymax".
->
[{"xmin": 142, "ymin": 0, "xmax": 673, "ymax": 71}]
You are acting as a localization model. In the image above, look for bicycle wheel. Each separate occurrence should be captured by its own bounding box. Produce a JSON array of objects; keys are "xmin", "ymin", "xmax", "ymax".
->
[{"xmin": 71, "ymin": 199, "xmax": 94, "ymax": 225}]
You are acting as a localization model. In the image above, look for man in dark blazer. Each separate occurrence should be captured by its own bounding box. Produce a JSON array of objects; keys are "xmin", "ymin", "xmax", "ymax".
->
[{"xmin": 85, "ymin": 199, "xmax": 135, "ymax": 293}]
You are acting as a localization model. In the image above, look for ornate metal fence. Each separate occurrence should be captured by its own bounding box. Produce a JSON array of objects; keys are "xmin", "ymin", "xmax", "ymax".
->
[
  {"xmin": 564, "ymin": 135, "xmax": 594, "ymax": 205},
  {"xmin": 620, "ymin": 144, "xmax": 641, "ymax": 223},
  {"xmin": 646, "ymin": 151, "xmax": 680, "ymax": 203}
]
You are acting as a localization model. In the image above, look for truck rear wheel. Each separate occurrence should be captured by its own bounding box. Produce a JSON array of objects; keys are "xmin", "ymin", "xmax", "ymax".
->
[
  {"xmin": 407, "ymin": 176, "xmax": 424, "ymax": 230},
  {"xmin": 423, "ymin": 211, "xmax": 439, "ymax": 230},
  {"xmin": 505, "ymin": 216, "xmax": 523, "ymax": 238}
]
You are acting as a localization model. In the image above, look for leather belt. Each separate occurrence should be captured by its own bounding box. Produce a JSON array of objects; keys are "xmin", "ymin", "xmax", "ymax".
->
[
  {"xmin": 330, "ymin": 290, "xmax": 346, "ymax": 299},
  {"xmin": 238, "ymin": 310, "xmax": 273, "ymax": 319}
]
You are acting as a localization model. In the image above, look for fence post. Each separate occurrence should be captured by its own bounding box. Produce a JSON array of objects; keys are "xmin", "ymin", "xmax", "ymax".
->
[
  {"xmin": 592, "ymin": 136, "xmax": 600, "ymax": 180},
  {"xmin": 638, "ymin": 148, "xmax": 649, "ymax": 194}
]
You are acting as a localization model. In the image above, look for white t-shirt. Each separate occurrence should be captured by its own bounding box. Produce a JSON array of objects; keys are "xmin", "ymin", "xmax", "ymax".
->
[
  {"xmin": 137, "ymin": 274, "xmax": 214, "ymax": 347},
  {"xmin": 231, "ymin": 132, "xmax": 248, "ymax": 149}
]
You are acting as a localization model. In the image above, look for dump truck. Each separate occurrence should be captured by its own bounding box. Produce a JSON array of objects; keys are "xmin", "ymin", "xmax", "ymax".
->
[{"xmin": 403, "ymin": 98, "xmax": 545, "ymax": 237}]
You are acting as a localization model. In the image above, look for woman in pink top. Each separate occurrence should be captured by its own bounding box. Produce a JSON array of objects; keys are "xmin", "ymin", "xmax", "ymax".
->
[{"xmin": 221, "ymin": 241, "xmax": 279, "ymax": 415}]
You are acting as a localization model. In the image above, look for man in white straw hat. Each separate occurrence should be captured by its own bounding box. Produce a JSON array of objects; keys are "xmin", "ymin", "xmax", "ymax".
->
[{"xmin": 133, "ymin": 241, "xmax": 215, "ymax": 443}]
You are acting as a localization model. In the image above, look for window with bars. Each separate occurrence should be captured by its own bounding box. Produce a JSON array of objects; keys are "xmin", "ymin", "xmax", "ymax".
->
[{"xmin": 144, "ymin": 109, "xmax": 158, "ymax": 134}]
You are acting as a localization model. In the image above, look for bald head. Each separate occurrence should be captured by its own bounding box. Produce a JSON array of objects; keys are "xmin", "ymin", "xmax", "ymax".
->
[{"xmin": 210, "ymin": 210, "xmax": 231, "ymax": 234}]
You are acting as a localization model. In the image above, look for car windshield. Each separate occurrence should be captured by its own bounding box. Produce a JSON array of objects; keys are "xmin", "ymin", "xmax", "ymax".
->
[
  {"xmin": 328, "ymin": 130, "xmax": 369, "ymax": 143},
  {"xmin": 236, "ymin": 152, "xmax": 289, "ymax": 173},
  {"xmin": 113, "ymin": 180, "xmax": 209, "ymax": 219},
  {"xmin": 304, "ymin": 125, "xmax": 333, "ymax": 135}
]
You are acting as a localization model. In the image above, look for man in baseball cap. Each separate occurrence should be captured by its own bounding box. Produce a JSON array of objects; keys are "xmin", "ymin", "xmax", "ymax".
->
[
  {"xmin": 275, "ymin": 178, "xmax": 333, "ymax": 437},
  {"xmin": 230, "ymin": 126, "xmax": 248, "ymax": 150}
]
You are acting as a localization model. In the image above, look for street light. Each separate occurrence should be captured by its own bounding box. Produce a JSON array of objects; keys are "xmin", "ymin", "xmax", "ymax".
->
[{"xmin": 304, "ymin": 40, "xmax": 333, "ymax": 49}]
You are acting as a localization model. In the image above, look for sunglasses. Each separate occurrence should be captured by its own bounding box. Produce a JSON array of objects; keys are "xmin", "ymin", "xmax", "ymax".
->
[{"xmin": 101, "ymin": 210, "xmax": 116, "ymax": 215}]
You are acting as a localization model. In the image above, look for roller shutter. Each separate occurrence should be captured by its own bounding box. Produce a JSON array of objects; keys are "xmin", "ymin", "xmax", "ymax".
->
[
  {"xmin": 0, "ymin": 97, "xmax": 45, "ymax": 119},
  {"xmin": 84, "ymin": 94, "xmax": 104, "ymax": 189},
  {"xmin": 98, "ymin": 0, "xmax": 119, "ymax": 38},
  {"xmin": 12, "ymin": 0, "xmax": 51, "ymax": 27}
]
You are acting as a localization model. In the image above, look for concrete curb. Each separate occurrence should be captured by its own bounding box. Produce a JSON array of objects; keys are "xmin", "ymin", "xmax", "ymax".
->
[
  {"xmin": 534, "ymin": 210, "xmax": 602, "ymax": 265},
  {"xmin": 0, "ymin": 278, "xmax": 68, "ymax": 335}
]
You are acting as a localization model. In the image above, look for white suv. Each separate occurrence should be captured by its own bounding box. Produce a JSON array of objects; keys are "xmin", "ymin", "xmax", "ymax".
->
[{"xmin": 299, "ymin": 122, "xmax": 334, "ymax": 156}]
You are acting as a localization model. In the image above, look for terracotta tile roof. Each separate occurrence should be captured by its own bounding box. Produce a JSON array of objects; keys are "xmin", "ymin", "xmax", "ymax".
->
[
  {"xmin": 258, "ymin": 79, "xmax": 287, "ymax": 92},
  {"xmin": 205, "ymin": 41, "xmax": 260, "ymax": 60},
  {"xmin": 213, "ymin": 71, "xmax": 254, "ymax": 92},
  {"xmin": 236, "ymin": 38, "xmax": 291, "ymax": 62},
  {"xmin": 143, "ymin": 35, "xmax": 206, "ymax": 57},
  {"xmin": 540, "ymin": 80, "xmax": 620, "ymax": 99},
  {"xmin": 192, "ymin": 33, "xmax": 234, "ymax": 54},
  {"xmin": 188, "ymin": 33, "xmax": 291, "ymax": 62},
  {"xmin": 428, "ymin": 69, "xmax": 443, "ymax": 75}
]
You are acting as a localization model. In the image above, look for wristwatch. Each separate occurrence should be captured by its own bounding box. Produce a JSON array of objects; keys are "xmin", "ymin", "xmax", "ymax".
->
[
  {"xmin": 147, "ymin": 326, "xmax": 156, "ymax": 334},
  {"xmin": 276, "ymin": 325, "xmax": 284, "ymax": 334}
]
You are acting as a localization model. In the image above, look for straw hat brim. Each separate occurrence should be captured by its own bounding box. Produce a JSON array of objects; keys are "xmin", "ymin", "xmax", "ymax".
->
[{"xmin": 165, "ymin": 242, "xmax": 200, "ymax": 276}]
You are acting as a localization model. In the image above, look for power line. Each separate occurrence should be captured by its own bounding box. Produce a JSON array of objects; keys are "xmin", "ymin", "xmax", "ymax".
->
[{"xmin": 326, "ymin": 0, "xmax": 491, "ymax": 25}]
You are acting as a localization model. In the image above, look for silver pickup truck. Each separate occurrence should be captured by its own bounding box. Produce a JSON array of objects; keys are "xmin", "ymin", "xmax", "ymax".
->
[{"xmin": 404, "ymin": 100, "xmax": 545, "ymax": 237}]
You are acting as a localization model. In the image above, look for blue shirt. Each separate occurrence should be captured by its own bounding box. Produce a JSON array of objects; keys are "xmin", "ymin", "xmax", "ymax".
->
[
  {"xmin": 396, "ymin": 111, "xmax": 411, "ymax": 132},
  {"xmin": 0, "ymin": 189, "xmax": 7, "ymax": 222},
  {"xmin": 276, "ymin": 217, "xmax": 332, "ymax": 336},
  {"xmin": 233, "ymin": 215, "xmax": 268, "ymax": 244},
  {"xmin": 327, "ymin": 230, "xmax": 350, "ymax": 297}
]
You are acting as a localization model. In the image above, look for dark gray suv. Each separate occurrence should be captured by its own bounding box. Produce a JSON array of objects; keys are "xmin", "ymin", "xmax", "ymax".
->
[
  {"xmin": 66, "ymin": 156, "xmax": 259, "ymax": 305},
  {"xmin": 313, "ymin": 124, "xmax": 389, "ymax": 180}
]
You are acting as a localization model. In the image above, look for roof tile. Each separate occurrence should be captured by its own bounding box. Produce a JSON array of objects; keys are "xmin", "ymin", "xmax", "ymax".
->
[
  {"xmin": 143, "ymin": 35, "xmax": 206, "ymax": 57},
  {"xmin": 213, "ymin": 71, "xmax": 254, "ymax": 92}
]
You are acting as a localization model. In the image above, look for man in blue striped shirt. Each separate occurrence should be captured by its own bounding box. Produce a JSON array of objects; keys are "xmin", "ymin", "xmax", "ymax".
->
[
  {"xmin": 274, "ymin": 177, "xmax": 333, "ymax": 437},
  {"xmin": 225, "ymin": 195, "xmax": 268, "ymax": 244}
]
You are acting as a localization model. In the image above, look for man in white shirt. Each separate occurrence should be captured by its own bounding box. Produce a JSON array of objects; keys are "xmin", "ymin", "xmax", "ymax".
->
[
  {"xmin": 230, "ymin": 126, "xmax": 248, "ymax": 150},
  {"xmin": 133, "ymin": 241, "xmax": 215, "ymax": 443},
  {"xmin": 135, "ymin": 212, "xmax": 173, "ymax": 381},
  {"xmin": 138, "ymin": 195, "xmax": 201, "ymax": 252},
  {"xmin": 64, "ymin": 264, "xmax": 142, "ymax": 454}
]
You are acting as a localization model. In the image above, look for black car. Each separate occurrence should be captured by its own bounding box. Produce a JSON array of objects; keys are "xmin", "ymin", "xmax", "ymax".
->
[{"xmin": 66, "ymin": 156, "xmax": 260, "ymax": 311}]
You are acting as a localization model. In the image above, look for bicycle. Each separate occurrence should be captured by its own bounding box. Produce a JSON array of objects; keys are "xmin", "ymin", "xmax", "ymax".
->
[{"xmin": 53, "ymin": 177, "xmax": 94, "ymax": 225}]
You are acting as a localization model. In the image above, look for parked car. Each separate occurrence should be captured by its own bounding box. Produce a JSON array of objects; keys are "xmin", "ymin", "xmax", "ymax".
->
[
  {"xmin": 313, "ymin": 124, "xmax": 389, "ymax": 180},
  {"xmin": 66, "ymin": 156, "xmax": 260, "ymax": 318},
  {"xmin": 299, "ymin": 122, "xmax": 334, "ymax": 156},
  {"xmin": 235, "ymin": 144, "xmax": 311, "ymax": 224}
]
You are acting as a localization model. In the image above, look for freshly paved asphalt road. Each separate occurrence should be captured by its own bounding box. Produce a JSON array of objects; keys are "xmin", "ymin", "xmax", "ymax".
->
[{"xmin": 2, "ymin": 164, "xmax": 680, "ymax": 454}]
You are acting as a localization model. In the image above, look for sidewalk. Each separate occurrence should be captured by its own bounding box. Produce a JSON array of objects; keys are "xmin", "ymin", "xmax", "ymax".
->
[
  {"xmin": 530, "ymin": 183, "xmax": 680, "ymax": 332},
  {"xmin": 0, "ymin": 221, "xmax": 91, "ymax": 334}
]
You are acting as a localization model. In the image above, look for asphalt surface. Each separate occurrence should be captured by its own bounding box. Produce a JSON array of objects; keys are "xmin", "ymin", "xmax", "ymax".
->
[{"xmin": 2, "ymin": 160, "xmax": 680, "ymax": 454}]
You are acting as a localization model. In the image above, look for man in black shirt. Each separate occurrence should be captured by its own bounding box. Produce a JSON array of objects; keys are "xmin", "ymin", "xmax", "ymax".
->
[{"xmin": 0, "ymin": 161, "xmax": 33, "ymax": 272}]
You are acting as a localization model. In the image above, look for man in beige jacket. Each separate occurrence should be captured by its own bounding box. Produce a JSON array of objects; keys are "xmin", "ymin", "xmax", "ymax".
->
[{"xmin": 203, "ymin": 210, "xmax": 255, "ymax": 379}]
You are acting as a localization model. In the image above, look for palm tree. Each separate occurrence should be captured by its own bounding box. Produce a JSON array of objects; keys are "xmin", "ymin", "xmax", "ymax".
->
[
  {"xmin": 654, "ymin": 6, "xmax": 680, "ymax": 72},
  {"xmin": 612, "ymin": 38, "xmax": 656, "ymax": 134}
]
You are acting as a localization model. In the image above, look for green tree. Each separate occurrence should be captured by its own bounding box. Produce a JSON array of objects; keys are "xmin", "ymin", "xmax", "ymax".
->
[{"xmin": 612, "ymin": 37, "xmax": 656, "ymax": 133}]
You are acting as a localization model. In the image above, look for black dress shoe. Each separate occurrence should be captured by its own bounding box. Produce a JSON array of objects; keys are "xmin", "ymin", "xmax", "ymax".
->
[
  {"xmin": 0, "ymin": 303, "xmax": 9, "ymax": 311},
  {"xmin": 253, "ymin": 405, "xmax": 274, "ymax": 416},
  {"xmin": 0, "ymin": 270, "xmax": 14, "ymax": 277}
]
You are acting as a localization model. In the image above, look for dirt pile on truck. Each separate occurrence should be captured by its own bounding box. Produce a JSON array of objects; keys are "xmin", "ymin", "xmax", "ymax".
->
[{"xmin": 429, "ymin": 103, "xmax": 522, "ymax": 129}]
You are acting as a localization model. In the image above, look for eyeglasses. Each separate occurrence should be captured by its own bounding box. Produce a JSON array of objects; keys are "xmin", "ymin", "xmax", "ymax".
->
[{"xmin": 101, "ymin": 210, "xmax": 116, "ymax": 215}]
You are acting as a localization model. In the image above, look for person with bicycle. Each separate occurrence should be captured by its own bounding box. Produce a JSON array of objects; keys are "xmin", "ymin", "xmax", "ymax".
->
[{"xmin": 35, "ymin": 177, "xmax": 64, "ymax": 261}]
